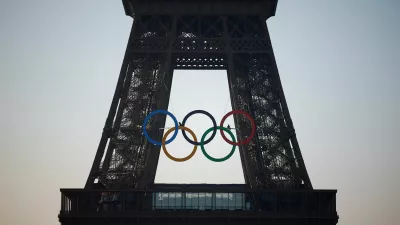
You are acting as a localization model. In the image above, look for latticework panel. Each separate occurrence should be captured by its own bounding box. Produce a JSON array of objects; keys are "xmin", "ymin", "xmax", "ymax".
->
[
  {"xmin": 174, "ymin": 54, "xmax": 226, "ymax": 70},
  {"xmin": 224, "ymin": 15, "xmax": 311, "ymax": 189},
  {"xmin": 98, "ymin": 54, "xmax": 170, "ymax": 189},
  {"xmin": 230, "ymin": 54, "xmax": 303, "ymax": 189},
  {"xmin": 129, "ymin": 15, "xmax": 172, "ymax": 51}
]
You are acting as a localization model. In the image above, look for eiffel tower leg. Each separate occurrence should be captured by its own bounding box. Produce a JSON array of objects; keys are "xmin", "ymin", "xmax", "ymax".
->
[
  {"xmin": 260, "ymin": 15, "xmax": 313, "ymax": 189},
  {"xmin": 223, "ymin": 15, "xmax": 313, "ymax": 189},
  {"xmin": 222, "ymin": 16, "xmax": 256, "ymax": 188},
  {"xmin": 138, "ymin": 15, "xmax": 178, "ymax": 188},
  {"xmin": 85, "ymin": 15, "xmax": 177, "ymax": 189},
  {"xmin": 99, "ymin": 61, "xmax": 134, "ymax": 181},
  {"xmin": 84, "ymin": 21, "xmax": 138, "ymax": 189}
]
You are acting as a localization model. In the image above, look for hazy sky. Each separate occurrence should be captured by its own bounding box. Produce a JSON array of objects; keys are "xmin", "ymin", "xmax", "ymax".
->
[{"xmin": 1, "ymin": 0, "xmax": 399, "ymax": 225}]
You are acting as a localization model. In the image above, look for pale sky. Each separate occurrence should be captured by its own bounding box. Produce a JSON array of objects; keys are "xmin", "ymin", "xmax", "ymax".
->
[{"xmin": 0, "ymin": 1, "xmax": 399, "ymax": 225}]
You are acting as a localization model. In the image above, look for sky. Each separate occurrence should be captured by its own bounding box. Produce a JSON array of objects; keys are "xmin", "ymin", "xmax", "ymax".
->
[{"xmin": 0, "ymin": 0, "xmax": 399, "ymax": 225}]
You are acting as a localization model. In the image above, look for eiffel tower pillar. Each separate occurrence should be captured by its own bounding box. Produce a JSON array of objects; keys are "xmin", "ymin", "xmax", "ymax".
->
[{"xmin": 221, "ymin": 14, "xmax": 314, "ymax": 190}]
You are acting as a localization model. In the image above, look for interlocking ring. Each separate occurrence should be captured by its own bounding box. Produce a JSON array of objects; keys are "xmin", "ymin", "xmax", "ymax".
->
[
  {"xmin": 219, "ymin": 110, "xmax": 256, "ymax": 146},
  {"xmin": 142, "ymin": 109, "xmax": 179, "ymax": 145},
  {"xmin": 162, "ymin": 126, "xmax": 198, "ymax": 162},
  {"xmin": 142, "ymin": 109, "xmax": 256, "ymax": 162},
  {"xmin": 181, "ymin": 110, "xmax": 217, "ymax": 146},
  {"xmin": 200, "ymin": 126, "xmax": 236, "ymax": 162}
]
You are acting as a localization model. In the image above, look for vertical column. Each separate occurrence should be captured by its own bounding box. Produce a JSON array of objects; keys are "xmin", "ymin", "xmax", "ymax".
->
[
  {"xmin": 183, "ymin": 192, "xmax": 186, "ymax": 210},
  {"xmin": 240, "ymin": 54, "xmax": 271, "ymax": 187},
  {"xmin": 61, "ymin": 192, "xmax": 65, "ymax": 213},
  {"xmin": 212, "ymin": 192, "xmax": 216, "ymax": 210},
  {"xmin": 222, "ymin": 16, "xmax": 255, "ymax": 188},
  {"xmin": 101, "ymin": 63, "xmax": 135, "ymax": 174},
  {"xmin": 139, "ymin": 15, "xmax": 178, "ymax": 188},
  {"xmin": 263, "ymin": 24, "xmax": 299, "ymax": 188},
  {"xmin": 120, "ymin": 53, "xmax": 158, "ymax": 188},
  {"xmin": 260, "ymin": 16, "xmax": 312, "ymax": 188},
  {"xmin": 85, "ymin": 19, "xmax": 138, "ymax": 189}
]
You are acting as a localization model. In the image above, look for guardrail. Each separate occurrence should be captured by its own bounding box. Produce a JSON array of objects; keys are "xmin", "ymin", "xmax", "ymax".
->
[{"xmin": 60, "ymin": 189, "xmax": 337, "ymax": 218}]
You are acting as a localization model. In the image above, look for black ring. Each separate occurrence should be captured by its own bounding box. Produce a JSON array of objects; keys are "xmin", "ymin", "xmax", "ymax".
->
[{"xmin": 181, "ymin": 110, "xmax": 217, "ymax": 146}]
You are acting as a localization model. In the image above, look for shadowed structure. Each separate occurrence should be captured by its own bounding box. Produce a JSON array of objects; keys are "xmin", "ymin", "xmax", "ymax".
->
[{"xmin": 59, "ymin": 0, "xmax": 338, "ymax": 224}]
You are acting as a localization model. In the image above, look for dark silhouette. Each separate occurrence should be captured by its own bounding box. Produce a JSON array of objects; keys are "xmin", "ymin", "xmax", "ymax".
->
[{"xmin": 59, "ymin": 0, "xmax": 338, "ymax": 224}]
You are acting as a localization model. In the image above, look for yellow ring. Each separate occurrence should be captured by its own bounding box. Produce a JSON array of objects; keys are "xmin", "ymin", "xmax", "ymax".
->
[{"xmin": 162, "ymin": 126, "xmax": 197, "ymax": 162}]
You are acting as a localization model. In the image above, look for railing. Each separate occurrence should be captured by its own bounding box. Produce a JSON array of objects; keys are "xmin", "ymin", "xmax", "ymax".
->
[
  {"xmin": 127, "ymin": 37, "xmax": 272, "ymax": 53},
  {"xmin": 59, "ymin": 189, "xmax": 337, "ymax": 219}
]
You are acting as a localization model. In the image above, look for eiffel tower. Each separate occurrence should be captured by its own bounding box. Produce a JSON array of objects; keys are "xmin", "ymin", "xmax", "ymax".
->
[{"xmin": 59, "ymin": 0, "xmax": 338, "ymax": 224}]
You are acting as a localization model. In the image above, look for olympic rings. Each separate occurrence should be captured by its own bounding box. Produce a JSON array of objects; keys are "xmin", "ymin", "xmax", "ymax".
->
[
  {"xmin": 142, "ymin": 109, "xmax": 179, "ymax": 145},
  {"xmin": 181, "ymin": 110, "xmax": 217, "ymax": 146},
  {"xmin": 201, "ymin": 126, "xmax": 236, "ymax": 162},
  {"xmin": 162, "ymin": 126, "xmax": 198, "ymax": 162},
  {"xmin": 142, "ymin": 109, "xmax": 256, "ymax": 162},
  {"xmin": 219, "ymin": 110, "xmax": 256, "ymax": 146}
]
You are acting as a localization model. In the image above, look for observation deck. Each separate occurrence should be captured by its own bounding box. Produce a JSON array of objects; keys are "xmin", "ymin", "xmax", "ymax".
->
[
  {"xmin": 122, "ymin": 0, "xmax": 278, "ymax": 17},
  {"xmin": 59, "ymin": 184, "xmax": 338, "ymax": 225}
]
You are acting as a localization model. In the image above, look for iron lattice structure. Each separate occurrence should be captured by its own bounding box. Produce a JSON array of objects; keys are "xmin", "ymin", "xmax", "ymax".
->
[
  {"xmin": 85, "ymin": 0, "xmax": 312, "ymax": 191},
  {"xmin": 59, "ymin": 1, "xmax": 338, "ymax": 224}
]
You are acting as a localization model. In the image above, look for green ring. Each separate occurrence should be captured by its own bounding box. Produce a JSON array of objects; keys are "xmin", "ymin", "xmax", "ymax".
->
[{"xmin": 200, "ymin": 126, "xmax": 236, "ymax": 162}]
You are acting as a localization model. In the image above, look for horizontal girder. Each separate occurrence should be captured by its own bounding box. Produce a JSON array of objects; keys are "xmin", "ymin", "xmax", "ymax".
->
[{"xmin": 123, "ymin": 0, "xmax": 278, "ymax": 17}]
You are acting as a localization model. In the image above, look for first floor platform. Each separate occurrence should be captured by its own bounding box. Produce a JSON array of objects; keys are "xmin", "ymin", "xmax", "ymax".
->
[{"xmin": 59, "ymin": 185, "xmax": 338, "ymax": 225}]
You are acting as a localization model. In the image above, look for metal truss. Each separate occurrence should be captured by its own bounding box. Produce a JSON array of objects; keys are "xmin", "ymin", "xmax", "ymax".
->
[{"xmin": 85, "ymin": 1, "xmax": 312, "ymax": 191}]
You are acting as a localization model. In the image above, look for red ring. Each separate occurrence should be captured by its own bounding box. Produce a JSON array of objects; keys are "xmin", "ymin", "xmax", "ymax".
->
[{"xmin": 219, "ymin": 110, "xmax": 256, "ymax": 146}]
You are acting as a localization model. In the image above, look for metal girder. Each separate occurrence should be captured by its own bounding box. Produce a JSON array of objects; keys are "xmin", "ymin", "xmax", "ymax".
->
[{"xmin": 123, "ymin": 0, "xmax": 278, "ymax": 17}]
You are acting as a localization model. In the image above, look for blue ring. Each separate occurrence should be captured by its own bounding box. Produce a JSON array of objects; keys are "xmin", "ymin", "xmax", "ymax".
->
[{"xmin": 142, "ymin": 110, "xmax": 179, "ymax": 145}]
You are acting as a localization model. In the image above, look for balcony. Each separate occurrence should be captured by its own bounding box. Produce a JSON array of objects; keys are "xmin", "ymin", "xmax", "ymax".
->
[{"xmin": 59, "ymin": 187, "xmax": 338, "ymax": 225}]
